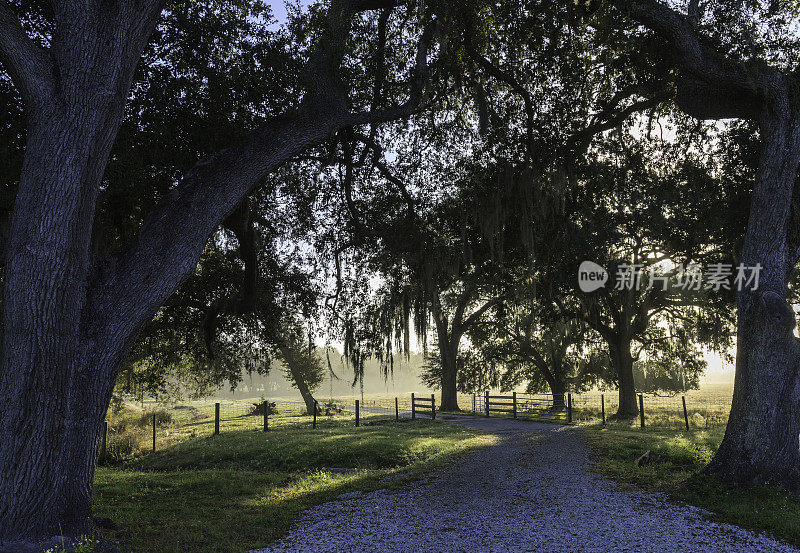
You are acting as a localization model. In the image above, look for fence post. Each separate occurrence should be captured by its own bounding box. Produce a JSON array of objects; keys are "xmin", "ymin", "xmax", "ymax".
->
[
  {"xmin": 263, "ymin": 400, "xmax": 269, "ymax": 432},
  {"xmin": 101, "ymin": 420, "xmax": 108, "ymax": 463},
  {"xmin": 431, "ymin": 394, "xmax": 436, "ymax": 420},
  {"xmin": 567, "ymin": 393, "xmax": 572, "ymax": 423},
  {"xmin": 395, "ymin": 397, "xmax": 399, "ymax": 421},
  {"xmin": 682, "ymin": 395, "xmax": 689, "ymax": 431},
  {"xmin": 639, "ymin": 394, "xmax": 645, "ymax": 428},
  {"xmin": 411, "ymin": 393, "xmax": 416, "ymax": 420},
  {"xmin": 512, "ymin": 391, "xmax": 517, "ymax": 419},
  {"xmin": 355, "ymin": 400, "xmax": 360, "ymax": 427},
  {"xmin": 313, "ymin": 400, "xmax": 317, "ymax": 429},
  {"xmin": 485, "ymin": 391, "xmax": 489, "ymax": 418},
  {"xmin": 152, "ymin": 413, "xmax": 156, "ymax": 452},
  {"xmin": 214, "ymin": 402, "xmax": 220, "ymax": 435},
  {"xmin": 473, "ymin": 393, "xmax": 476, "ymax": 414},
  {"xmin": 601, "ymin": 394, "xmax": 605, "ymax": 426}
]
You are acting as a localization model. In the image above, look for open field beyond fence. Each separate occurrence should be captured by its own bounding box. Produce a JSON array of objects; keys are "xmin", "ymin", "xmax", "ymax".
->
[
  {"xmin": 459, "ymin": 386, "xmax": 733, "ymax": 430},
  {"xmin": 570, "ymin": 387, "xmax": 733, "ymax": 429},
  {"xmin": 101, "ymin": 395, "xmax": 421, "ymax": 462},
  {"xmin": 103, "ymin": 386, "xmax": 735, "ymax": 462}
]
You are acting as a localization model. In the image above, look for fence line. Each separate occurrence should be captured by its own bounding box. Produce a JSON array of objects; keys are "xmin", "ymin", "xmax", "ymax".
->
[
  {"xmin": 467, "ymin": 391, "xmax": 569, "ymax": 423},
  {"xmin": 99, "ymin": 389, "xmax": 733, "ymax": 464},
  {"xmin": 462, "ymin": 389, "xmax": 733, "ymax": 431},
  {"xmin": 100, "ymin": 394, "xmax": 424, "ymax": 464}
]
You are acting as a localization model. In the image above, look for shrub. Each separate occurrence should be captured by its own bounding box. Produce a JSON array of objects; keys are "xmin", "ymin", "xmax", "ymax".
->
[
  {"xmin": 136, "ymin": 409, "xmax": 172, "ymax": 427},
  {"xmin": 249, "ymin": 401, "xmax": 277, "ymax": 416},
  {"xmin": 106, "ymin": 430, "xmax": 142, "ymax": 462}
]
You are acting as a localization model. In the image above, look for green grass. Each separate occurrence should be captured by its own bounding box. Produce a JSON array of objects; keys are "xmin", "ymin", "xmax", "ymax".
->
[
  {"xmin": 93, "ymin": 420, "xmax": 492, "ymax": 553},
  {"xmin": 570, "ymin": 387, "xmax": 733, "ymax": 429},
  {"xmin": 582, "ymin": 424, "xmax": 800, "ymax": 546},
  {"xmin": 102, "ymin": 399, "xmax": 410, "ymax": 463}
]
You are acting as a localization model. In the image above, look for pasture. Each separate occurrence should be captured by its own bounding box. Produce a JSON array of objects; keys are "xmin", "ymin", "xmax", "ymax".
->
[{"xmin": 92, "ymin": 419, "xmax": 490, "ymax": 553}]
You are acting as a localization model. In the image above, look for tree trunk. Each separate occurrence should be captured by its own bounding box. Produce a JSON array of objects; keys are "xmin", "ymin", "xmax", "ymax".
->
[
  {"xmin": 705, "ymin": 95, "xmax": 800, "ymax": 489},
  {"xmin": 610, "ymin": 338, "xmax": 638, "ymax": 419},
  {"xmin": 439, "ymin": 345, "xmax": 460, "ymax": 412},
  {"xmin": 0, "ymin": 0, "xmax": 421, "ymax": 541},
  {"xmin": 548, "ymin": 376, "xmax": 567, "ymax": 411},
  {"xmin": 294, "ymin": 372, "xmax": 319, "ymax": 416},
  {"xmin": 433, "ymin": 310, "xmax": 461, "ymax": 412},
  {"xmin": 0, "ymin": 59, "xmax": 133, "ymax": 540},
  {"xmin": 279, "ymin": 346, "xmax": 319, "ymax": 416}
]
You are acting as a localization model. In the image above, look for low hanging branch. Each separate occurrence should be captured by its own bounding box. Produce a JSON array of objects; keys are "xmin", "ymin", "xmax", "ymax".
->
[
  {"xmin": 84, "ymin": 1, "xmax": 440, "ymax": 372},
  {"xmin": 0, "ymin": 0, "xmax": 442, "ymax": 540}
]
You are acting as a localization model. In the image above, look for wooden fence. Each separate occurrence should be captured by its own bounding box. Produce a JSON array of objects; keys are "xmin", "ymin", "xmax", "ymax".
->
[
  {"xmin": 472, "ymin": 391, "xmax": 570, "ymax": 424},
  {"xmin": 411, "ymin": 393, "xmax": 436, "ymax": 420}
]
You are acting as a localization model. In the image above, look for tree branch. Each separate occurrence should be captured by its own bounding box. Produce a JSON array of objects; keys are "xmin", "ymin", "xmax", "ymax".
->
[
  {"xmin": 564, "ymin": 90, "xmax": 670, "ymax": 156},
  {"xmin": 612, "ymin": 0, "xmax": 766, "ymax": 120},
  {"xmin": 0, "ymin": 0, "xmax": 54, "ymax": 106},
  {"xmin": 459, "ymin": 296, "xmax": 500, "ymax": 334},
  {"xmin": 202, "ymin": 199, "xmax": 258, "ymax": 357},
  {"xmin": 347, "ymin": 17, "xmax": 437, "ymax": 125},
  {"xmin": 83, "ymin": 0, "xmax": 435, "ymax": 368},
  {"xmin": 464, "ymin": 30, "xmax": 536, "ymax": 161}
]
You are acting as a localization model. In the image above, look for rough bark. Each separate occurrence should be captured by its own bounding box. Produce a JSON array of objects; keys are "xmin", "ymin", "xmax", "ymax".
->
[
  {"xmin": 610, "ymin": 338, "xmax": 638, "ymax": 419},
  {"xmin": 0, "ymin": 0, "xmax": 434, "ymax": 544},
  {"xmin": 610, "ymin": 0, "xmax": 800, "ymax": 487},
  {"xmin": 0, "ymin": 0, "xmax": 165, "ymax": 541},
  {"xmin": 704, "ymin": 85, "xmax": 800, "ymax": 488}
]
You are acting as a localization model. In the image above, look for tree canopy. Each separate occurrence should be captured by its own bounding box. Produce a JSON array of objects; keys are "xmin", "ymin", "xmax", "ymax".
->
[{"xmin": 3, "ymin": 0, "xmax": 800, "ymax": 545}]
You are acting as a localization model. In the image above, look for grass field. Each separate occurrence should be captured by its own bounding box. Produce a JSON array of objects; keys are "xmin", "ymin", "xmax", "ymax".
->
[
  {"xmin": 93, "ymin": 420, "xmax": 491, "ymax": 553},
  {"xmin": 582, "ymin": 424, "xmax": 800, "ymax": 546},
  {"xmin": 104, "ymin": 386, "xmax": 736, "ymax": 463},
  {"xmin": 571, "ymin": 386, "xmax": 734, "ymax": 429},
  {"xmin": 102, "ymin": 396, "xmax": 413, "ymax": 462}
]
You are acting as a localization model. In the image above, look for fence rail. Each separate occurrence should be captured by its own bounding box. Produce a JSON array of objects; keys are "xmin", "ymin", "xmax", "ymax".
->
[
  {"xmin": 411, "ymin": 393, "xmax": 436, "ymax": 420},
  {"xmin": 99, "ymin": 389, "xmax": 733, "ymax": 464},
  {"xmin": 463, "ymin": 389, "xmax": 733, "ymax": 430},
  {"xmin": 470, "ymin": 391, "xmax": 570, "ymax": 423}
]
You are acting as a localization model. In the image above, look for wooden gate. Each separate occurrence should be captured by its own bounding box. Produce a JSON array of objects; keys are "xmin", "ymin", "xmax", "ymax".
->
[
  {"xmin": 411, "ymin": 393, "xmax": 436, "ymax": 419},
  {"xmin": 474, "ymin": 391, "xmax": 571, "ymax": 424}
]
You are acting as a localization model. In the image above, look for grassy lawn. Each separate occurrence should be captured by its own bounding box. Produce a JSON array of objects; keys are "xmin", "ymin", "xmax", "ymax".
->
[
  {"xmin": 581, "ymin": 424, "xmax": 800, "ymax": 546},
  {"xmin": 93, "ymin": 420, "xmax": 492, "ymax": 553}
]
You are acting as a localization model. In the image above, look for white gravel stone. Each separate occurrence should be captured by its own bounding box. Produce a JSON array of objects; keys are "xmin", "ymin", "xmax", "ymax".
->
[{"xmin": 249, "ymin": 417, "xmax": 799, "ymax": 553}]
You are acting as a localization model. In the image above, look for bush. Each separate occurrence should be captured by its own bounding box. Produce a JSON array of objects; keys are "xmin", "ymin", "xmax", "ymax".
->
[
  {"xmin": 249, "ymin": 401, "xmax": 277, "ymax": 416},
  {"xmin": 136, "ymin": 409, "xmax": 172, "ymax": 427},
  {"xmin": 105, "ymin": 430, "xmax": 142, "ymax": 462}
]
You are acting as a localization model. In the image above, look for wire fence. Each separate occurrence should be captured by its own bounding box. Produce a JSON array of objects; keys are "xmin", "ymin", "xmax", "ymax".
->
[
  {"xmin": 99, "ymin": 388, "xmax": 735, "ymax": 464},
  {"xmin": 468, "ymin": 392, "xmax": 569, "ymax": 423},
  {"xmin": 460, "ymin": 389, "xmax": 734, "ymax": 430},
  {"xmin": 99, "ymin": 395, "xmax": 420, "ymax": 464},
  {"xmin": 569, "ymin": 390, "xmax": 733, "ymax": 429}
]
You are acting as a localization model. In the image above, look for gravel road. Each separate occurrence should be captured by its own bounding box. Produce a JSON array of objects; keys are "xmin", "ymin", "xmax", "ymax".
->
[{"xmin": 250, "ymin": 416, "xmax": 798, "ymax": 553}]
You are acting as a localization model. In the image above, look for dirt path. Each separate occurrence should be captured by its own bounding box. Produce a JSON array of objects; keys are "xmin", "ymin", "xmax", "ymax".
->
[{"xmin": 250, "ymin": 416, "xmax": 798, "ymax": 553}]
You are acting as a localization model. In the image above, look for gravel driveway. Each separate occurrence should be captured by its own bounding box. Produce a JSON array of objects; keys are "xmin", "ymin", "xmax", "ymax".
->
[{"xmin": 250, "ymin": 416, "xmax": 798, "ymax": 553}]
